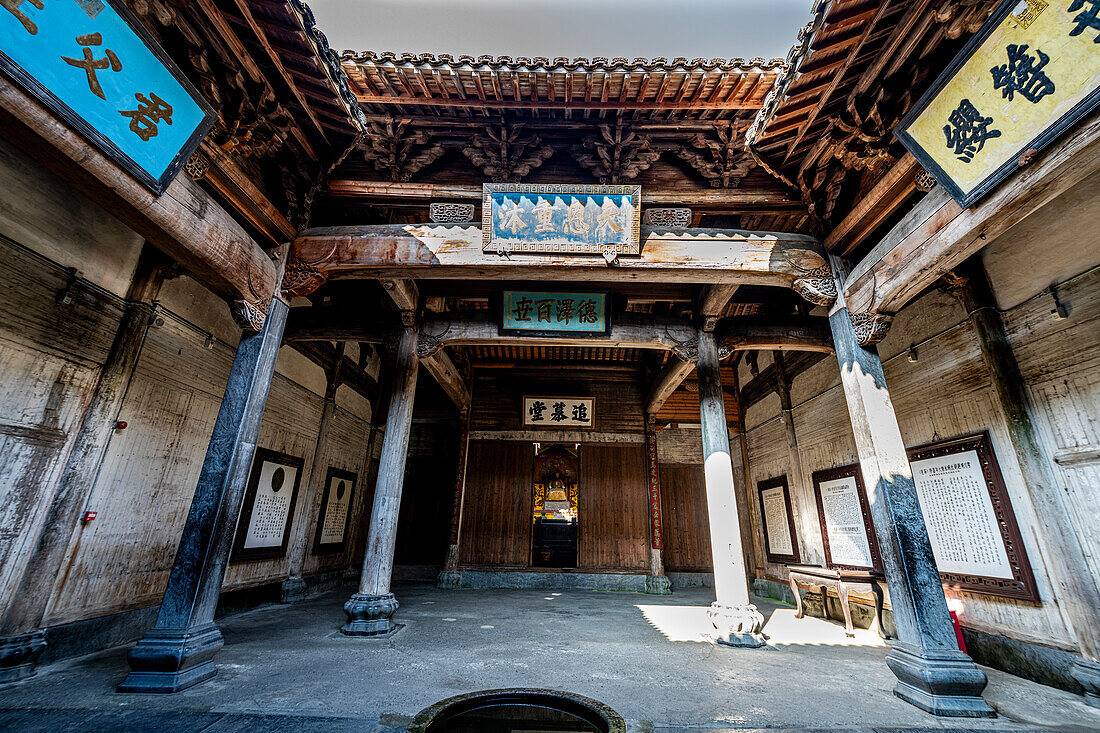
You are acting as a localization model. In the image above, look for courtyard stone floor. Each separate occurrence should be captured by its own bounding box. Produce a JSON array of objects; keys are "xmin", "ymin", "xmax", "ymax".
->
[{"xmin": 0, "ymin": 582, "xmax": 1097, "ymax": 732}]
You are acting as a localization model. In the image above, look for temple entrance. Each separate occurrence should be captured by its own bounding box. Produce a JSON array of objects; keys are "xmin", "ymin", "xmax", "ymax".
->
[{"xmin": 531, "ymin": 443, "xmax": 580, "ymax": 568}]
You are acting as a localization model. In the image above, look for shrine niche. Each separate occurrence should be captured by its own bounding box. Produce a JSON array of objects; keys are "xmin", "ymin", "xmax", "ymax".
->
[
  {"xmin": 232, "ymin": 449, "xmax": 304, "ymax": 562},
  {"xmin": 908, "ymin": 432, "xmax": 1039, "ymax": 602},
  {"xmin": 531, "ymin": 444, "xmax": 579, "ymax": 568}
]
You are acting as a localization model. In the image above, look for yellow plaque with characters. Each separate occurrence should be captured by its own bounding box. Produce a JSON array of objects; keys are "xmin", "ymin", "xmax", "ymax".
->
[{"xmin": 895, "ymin": 0, "xmax": 1100, "ymax": 206}]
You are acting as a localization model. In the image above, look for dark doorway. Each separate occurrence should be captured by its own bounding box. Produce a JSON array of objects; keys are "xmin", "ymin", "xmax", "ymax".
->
[{"xmin": 531, "ymin": 443, "xmax": 579, "ymax": 568}]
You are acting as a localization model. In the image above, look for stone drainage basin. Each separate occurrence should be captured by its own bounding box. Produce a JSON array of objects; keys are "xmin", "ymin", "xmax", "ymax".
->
[{"xmin": 409, "ymin": 688, "xmax": 627, "ymax": 732}]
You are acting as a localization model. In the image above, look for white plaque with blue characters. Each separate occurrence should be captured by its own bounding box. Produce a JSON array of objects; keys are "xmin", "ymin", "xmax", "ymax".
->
[
  {"xmin": 0, "ymin": 0, "xmax": 216, "ymax": 194},
  {"xmin": 482, "ymin": 183, "xmax": 641, "ymax": 255}
]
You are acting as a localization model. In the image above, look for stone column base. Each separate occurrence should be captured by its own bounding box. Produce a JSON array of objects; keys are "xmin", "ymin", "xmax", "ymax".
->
[
  {"xmin": 436, "ymin": 570, "xmax": 462, "ymax": 590},
  {"xmin": 1072, "ymin": 659, "xmax": 1100, "ymax": 708},
  {"xmin": 645, "ymin": 575, "xmax": 672, "ymax": 595},
  {"xmin": 281, "ymin": 577, "xmax": 308, "ymax": 603},
  {"xmin": 117, "ymin": 622, "xmax": 224, "ymax": 693},
  {"xmin": 886, "ymin": 642, "xmax": 995, "ymax": 717},
  {"xmin": 708, "ymin": 602, "xmax": 765, "ymax": 648},
  {"xmin": 341, "ymin": 593, "xmax": 399, "ymax": 636},
  {"xmin": 0, "ymin": 631, "xmax": 46, "ymax": 684}
]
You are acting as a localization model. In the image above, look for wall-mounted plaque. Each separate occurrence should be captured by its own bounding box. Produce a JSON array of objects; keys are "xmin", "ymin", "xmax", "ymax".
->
[
  {"xmin": 0, "ymin": 0, "xmax": 216, "ymax": 194},
  {"xmin": 523, "ymin": 396, "xmax": 594, "ymax": 429},
  {"xmin": 908, "ymin": 432, "xmax": 1039, "ymax": 602},
  {"xmin": 812, "ymin": 464, "xmax": 883, "ymax": 572},
  {"xmin": 482, "ymin": 184, "xmax": 641, "ymax": 255},
  {"xmin": 500, "ymin": 289, "xmax": 610, "ymax": 337},
  {"xmin": 312, "ymin": 467, "xmax": 357, "ymax": 555},
  {"xmin": 757, "ymin": 475, "xmax": 800, "ymax": 564},
  {"xmin": 232, "ymin": 448, "xmax": 303, "ymax": 562},
  {"xmin": 895, "ymin": 0, "xmax": 1100, "ymax": 207}
]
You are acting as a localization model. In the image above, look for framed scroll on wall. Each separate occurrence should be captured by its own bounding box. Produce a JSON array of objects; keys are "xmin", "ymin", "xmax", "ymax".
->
[
  {"xmin": 812, "ymin": 464, "xmax": 884, "ymax": 572},
  {"xmin": 757, "ymin": 475, "xmax": 800, "ymax": 564},
  {"xmin": 908, "ymin": 432, "xmax": 1039, "ymax": 602},
  {"xmin": 313, "ymin": 467, "xmax": 357, "ymax": 555},
  {"xmin": 232, "ymin": 448, "xmax": 303, "ymax": 562}
]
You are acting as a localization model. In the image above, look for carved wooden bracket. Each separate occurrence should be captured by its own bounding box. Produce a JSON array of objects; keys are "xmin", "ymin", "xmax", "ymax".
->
[
  {"xmin": 848, "ymin": 310, "xmax": 893, "ymax": 346},
  {"xmin": 791, "ymin": 264, "xmax": 838, "ymax": 307},
  {"xmin": 463, "ymin": 122, "xmax": 554, "ymax": 182},
  {"xmin": 229, "ymin": 298, "xmax": 268, "ymax": 332},
  {"xmin": 281, "ymin": 255, "xmax": 328, "ymax": 298},
  {"xmin": 676, "ymin": 123, "xmax": 755, "ymax": 188},
  {"xmin": 573, "ymin": 121, "xmax": 660, "ymax": 183},
  {"xmin": 361, "ymin": 118, "xmax": 446, "ymax": 182}
]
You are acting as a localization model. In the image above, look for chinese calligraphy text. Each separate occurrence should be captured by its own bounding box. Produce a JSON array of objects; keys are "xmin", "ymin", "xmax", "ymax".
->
[{"xmin": 501, "ymin": 290, "xmax": 609, "ymax": 336}]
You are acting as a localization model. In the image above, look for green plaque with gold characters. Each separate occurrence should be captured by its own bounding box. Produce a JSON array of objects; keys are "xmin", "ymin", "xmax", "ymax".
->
[{"xmin": 895, "ymin": 0, "xmax": 1100, "ymax": 207}]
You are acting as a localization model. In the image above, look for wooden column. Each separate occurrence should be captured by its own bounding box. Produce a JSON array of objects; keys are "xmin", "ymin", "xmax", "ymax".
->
[
  {"xmin": 952, "ymin": 260, "xmax": 1100, "ymax": 704},
  {"xmin": 0, "ymin": 248, "xmax": 169, "ymax": 683},
  {"xmin": 437, "ymin": 410, "xmax": 471, "ymax": 590},
  {"xmin": 342, "ymin": 325, "xmax": 418, "ymax": 636},
  {"xmin": 643, "ymin": 416, "xmax": 672, "ymax": 595},
  {"xmin": 827, "ymin": 255, "xmax": 993, "ymax": 717},
  {"xmin": 696, "ymin": 328, "xmax": 765, "ymax": 647},
  {"xmin": 118, "ymin": 297, "xmax": 290, "ymax": 693},
  {"xmin": 281, "ymin": 346, "xmax": 345, "ymax": 603}
]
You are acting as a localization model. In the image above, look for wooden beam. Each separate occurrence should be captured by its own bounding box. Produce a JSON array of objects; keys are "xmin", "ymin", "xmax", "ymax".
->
[
  {"xmin": 740, "ymin": 351, "xmax": 827, "ymax": 409},
  {"xmin": 646, "ymin": 356, "xmax": 695, "ymax": 415},
  {"xmin": 291, "ymin": 225, "xmax": 828, "ymax": 288},
  {"xmin": 718, "ymin": 317, "xmax": 834, "ymax": 353},
  {"xmin": 421, "ymin": 348, "xmax": 470, "ymax": 414},
  {"xmin": 0, "ymin": 77, "xmax": 277, "ymax": 314},
  {"xmin": 698, "ymin": 283, "xmax": 739, "ymax": 330},
  {"xmin": 381, "ymin": 278, "xmax": 418, "ymax": 313},
  {"xmin": 418, "ymin": 312, "xmax": 698, "ymax": 354},
  {"xmin": 824, "ymin": 154, "xmax": 920, "ymax": 256},
  {"xmin": 845, "ymin": 107, "xmax": 1100, "ymax": 323},
  {"xmin": 325, "ymin": 179, "xmax": 798, "ymax": 207}
]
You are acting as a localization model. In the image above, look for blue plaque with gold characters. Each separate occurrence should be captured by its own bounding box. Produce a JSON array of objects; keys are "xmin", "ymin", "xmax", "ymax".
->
[
  {"xmin": 0, "ymin": 0, "xmax": 216, "ymax": 194},
  {"xmin": 482, "ymin": 183, "xmax": 641, "ymax": 255},
  {"xmin": 895, "ymin": 0, "xmax": 1100, "ymax": 207}
]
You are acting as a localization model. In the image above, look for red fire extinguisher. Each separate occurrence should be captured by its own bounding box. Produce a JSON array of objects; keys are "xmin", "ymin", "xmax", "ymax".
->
[{"xmin": 949, "ymin": 610, "xmax": 967, "ymax": 654}]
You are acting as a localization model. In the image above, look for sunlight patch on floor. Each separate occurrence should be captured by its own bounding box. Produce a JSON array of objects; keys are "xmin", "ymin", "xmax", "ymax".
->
[
  {"xmin": 635, "ymin": 604, "xmax": 887, "ymax": 647},
  {"xmin": 762, "ymin": 607, "xmax": 887, "ymax": 647}
]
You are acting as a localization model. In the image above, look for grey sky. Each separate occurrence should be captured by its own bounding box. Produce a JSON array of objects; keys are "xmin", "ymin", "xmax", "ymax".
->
[{"xmin": 307, "ymin": 0, "xmax": 813, "ymax": 61}]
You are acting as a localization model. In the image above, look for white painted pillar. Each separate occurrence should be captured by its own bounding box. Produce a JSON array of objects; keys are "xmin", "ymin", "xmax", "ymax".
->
[{"xmin": 696, "ymin": 328, "xmax": 764, "ymax": 647}]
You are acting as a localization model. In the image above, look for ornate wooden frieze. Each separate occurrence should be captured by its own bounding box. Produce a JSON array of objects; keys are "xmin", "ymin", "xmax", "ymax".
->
[
  {"xmin": 229, "ymin": 297, "xmax": 269, "ymax": 332},
  {"xmin": 573, "ymin": 121, "xmax": 660, "ymax": 184},
  {"xmin": 791, "ymin": 264, "xmax": 838, "ymax": 307},
  {"xmin": 361, "ymin": 118, "xmax": 445, "ymax": 182},
  {"xmin": 429, "ymin": 202, "xmax": 476, "ymax": 223},
  {"xmin": 643, "ymin": 208, "xmax": 692, "ymax": 227},
  {"xmin": 677, "ymin": 123, "xmax": 755, "ymax": 188},
  {"xmin": 463, "ymin": 122, "xmax": 554, "ymax": 182}
]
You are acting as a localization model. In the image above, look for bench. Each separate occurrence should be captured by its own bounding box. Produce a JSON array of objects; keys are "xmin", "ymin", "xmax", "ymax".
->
[{"xmin": 786, "ymin": 564, "xmax": 891, "ymax": 639}]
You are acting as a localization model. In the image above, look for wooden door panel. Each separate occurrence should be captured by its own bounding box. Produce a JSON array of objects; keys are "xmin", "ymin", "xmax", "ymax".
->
[
  {"xmin": 459, "ymin": 441, "xmax": 532, "ymax": 567},
  {"xmin": 578, "ymin": 444, "xmax": 649, "ymax": 571},
  {"xmin": 660, "ymin": 463, "xmax": 713, "ymax": 572}
]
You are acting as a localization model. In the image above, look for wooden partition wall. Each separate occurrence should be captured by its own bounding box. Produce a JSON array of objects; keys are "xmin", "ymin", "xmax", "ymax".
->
[
  {"xmin": 459, "ymin": 440, "xmax": 533, "ymax": 567},
  {"xmin": 660, "ymin": 464, "xmax": 713, "ymax": 572},
  {"xmin": 459, "ymin": 441, "xmax": 652, "ymax": 572},
  {"xmin": 578, "ymin": 444, "xmax": 650, "ymax": 571}
]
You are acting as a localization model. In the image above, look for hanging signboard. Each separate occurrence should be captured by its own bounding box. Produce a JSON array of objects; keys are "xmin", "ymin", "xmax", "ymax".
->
[
  {"xmin": 812, "ymin": 464, "xmax": 883, "ymax": 572},
  {"xmin": 501, "ymin": 289, "xmax": 610, "ymax": 337},
  {"xmin": 482, "ymin": 184, "xmax": 641, "ymax": 255},
  {"xmin": 232, "ymin": 449, "xmax": 303, "ymax": 562},
  {"xmin": 523, "ymin": 396, "xmax": 594, "ymax": 429},
  {"xmin": 908, "ymin": 432, "xmax": 1039, "ymax": 602},
  {"xmin": 895, "ymin": 0, "xmax": 1100, "ymax": 207},
  {"xmin": 757, "ymin": 475, "xmax": 801, "ymax": 565},
  {"xmin": 0, "ymin": 0, "xmax": 216, "ymax": 194},
  {"xmin": 312, "ymin": 467, "xmax": 357, "ymax": 555}
]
